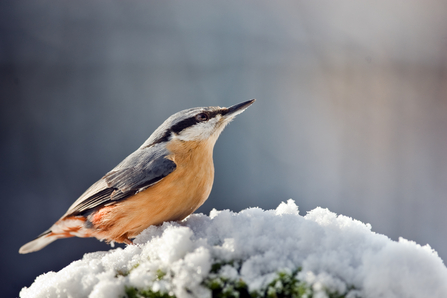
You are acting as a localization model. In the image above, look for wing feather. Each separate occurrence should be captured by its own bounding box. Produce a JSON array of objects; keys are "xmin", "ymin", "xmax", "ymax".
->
[{"xmin": 64, "ymin": 144, "xmax": 176, "ymax": 217}]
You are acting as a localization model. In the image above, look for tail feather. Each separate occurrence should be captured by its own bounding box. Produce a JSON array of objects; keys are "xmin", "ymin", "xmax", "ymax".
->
[{"xmin": 19, "ymin": 230, "xmax": 58, "ymax": 254}]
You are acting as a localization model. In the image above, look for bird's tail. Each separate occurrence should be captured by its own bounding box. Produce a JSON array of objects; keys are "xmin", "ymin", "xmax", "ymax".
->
[{"xmin": 19, "ymin": 229, "xmax": 59, "ymax": 254}]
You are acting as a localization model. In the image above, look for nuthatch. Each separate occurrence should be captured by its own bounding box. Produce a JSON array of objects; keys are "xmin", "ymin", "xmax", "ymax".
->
[{"xmin": 19, "ymin": 99, "xmax": 255, "ymax": 254}]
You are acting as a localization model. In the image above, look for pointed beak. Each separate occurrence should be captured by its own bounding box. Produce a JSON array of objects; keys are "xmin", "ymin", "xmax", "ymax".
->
[{"xmin": 223, "ymin": 99, "xmax": 256, "ymax": 118}]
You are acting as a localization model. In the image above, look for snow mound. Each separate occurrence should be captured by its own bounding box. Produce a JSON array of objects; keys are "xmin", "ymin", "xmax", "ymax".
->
[{"xmin": 20, "ymin": 200, "xmax": 447, "ymax": 298}]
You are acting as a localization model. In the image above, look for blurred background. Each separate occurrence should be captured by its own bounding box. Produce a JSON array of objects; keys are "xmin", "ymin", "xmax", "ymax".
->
[{"xmin": 1, "ymin": 0, "xmax": 447, "ymax": 296}]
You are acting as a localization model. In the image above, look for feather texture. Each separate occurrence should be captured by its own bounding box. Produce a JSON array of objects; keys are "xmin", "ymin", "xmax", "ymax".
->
[{"xmin": 65, "ymin": 143, "xmax": 176, "ymax": 217}]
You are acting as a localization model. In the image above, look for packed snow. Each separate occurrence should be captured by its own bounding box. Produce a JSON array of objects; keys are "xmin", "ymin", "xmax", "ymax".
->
[{"xmin": 21, "ymin": 200, "xmax": 447, "ymax": 298}]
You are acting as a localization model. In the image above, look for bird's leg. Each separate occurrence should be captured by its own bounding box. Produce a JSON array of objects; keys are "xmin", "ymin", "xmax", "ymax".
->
[{"xmin": 118, "ymin": 233, "xmax": 133, "ymax": 245}]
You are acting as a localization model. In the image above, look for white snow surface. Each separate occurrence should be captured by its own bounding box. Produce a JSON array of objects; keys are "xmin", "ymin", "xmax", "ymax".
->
[{"xmin": 21, "ymin": 200, "xmax": 447, "ymax": 298}]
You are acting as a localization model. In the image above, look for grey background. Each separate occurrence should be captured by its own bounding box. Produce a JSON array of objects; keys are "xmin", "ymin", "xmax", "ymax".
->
[{"xmin": 1, "ymin": 1, "xmax": 447, "ymax": 296}]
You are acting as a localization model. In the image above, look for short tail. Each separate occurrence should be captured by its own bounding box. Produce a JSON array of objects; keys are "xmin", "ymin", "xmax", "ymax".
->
[{"xmin": 19, "ymin": 230, "xmax": 59, "ymax": 254}]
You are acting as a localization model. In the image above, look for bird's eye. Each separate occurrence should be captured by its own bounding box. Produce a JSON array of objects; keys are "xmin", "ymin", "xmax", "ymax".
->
[{"xmin": 195, "ymin": 113, "xmax": 209, "ymax": 122}]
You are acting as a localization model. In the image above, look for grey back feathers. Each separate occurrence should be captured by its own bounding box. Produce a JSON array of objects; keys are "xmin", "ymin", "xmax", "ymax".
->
[
  {"xmin": 104, "ymin": 144, "xmax": 175, "ymax": 193},
  {"xmin": 65, "ymin": 143, "xmax": 176, "ymax": 216}
]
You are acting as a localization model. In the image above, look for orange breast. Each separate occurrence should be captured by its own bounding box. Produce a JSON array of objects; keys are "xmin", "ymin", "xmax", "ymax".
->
[{"xmin": 91, "ymin": 139, "xmax": 215, "ymax": 243}]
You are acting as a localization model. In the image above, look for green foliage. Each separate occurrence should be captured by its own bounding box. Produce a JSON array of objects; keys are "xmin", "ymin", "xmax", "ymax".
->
[
  {"xmin": 263, "ymin": 269, "xmax": 311, "ymax": 298},
  {"xmin": 204, "ymin": 275, "xmax": 251, "ymax": 298},
  {"xmin": 122, "ymin": 262, "xmax": 356, "ymax": 298},
  {"xmin": 203, "ymin": 265, "xmax": 354, "ymax": 298},
  {"xmin": 156, "ymin": 269, "xmax": 166, "ymax": 280},
  {"xmin": 125, "ymin": 286, "xmax": 174, "ymax": 298},
  {"xmin": 205, "ymin": 268, "xmax": 311, "ymax": 298},
  {"xmin": 116, "ymin": 263, "xmax": 140, "ymax": 277}
]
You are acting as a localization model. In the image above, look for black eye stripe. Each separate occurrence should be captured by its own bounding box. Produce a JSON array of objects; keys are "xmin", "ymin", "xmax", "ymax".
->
[
  {"xmin": 171, "ymin": 110, "xmax": 224, "ymax": 134},
  {"xmin": 146, "ymin": 109, "xmax": 224, "ymax": 147},
  {"xmin": 170, "ymin": 117, "xmax": 198, "ymax": 134}
]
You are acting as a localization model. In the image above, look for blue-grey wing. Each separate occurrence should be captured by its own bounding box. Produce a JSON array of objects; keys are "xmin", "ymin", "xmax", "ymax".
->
[{"xmin": 65, "ymin": 144, "xmax": 176, "ymax": 216}]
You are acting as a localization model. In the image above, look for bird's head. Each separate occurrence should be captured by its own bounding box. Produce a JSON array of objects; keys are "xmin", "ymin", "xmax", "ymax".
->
[{"xmin": 142, "ymin": 99, "xmax": 255, "ymax": 148}]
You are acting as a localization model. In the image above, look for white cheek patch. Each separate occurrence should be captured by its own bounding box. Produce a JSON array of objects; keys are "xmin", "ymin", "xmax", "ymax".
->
[{"xmin": 176, "ymin": 116, "xmax": 223, "ymax": 141}]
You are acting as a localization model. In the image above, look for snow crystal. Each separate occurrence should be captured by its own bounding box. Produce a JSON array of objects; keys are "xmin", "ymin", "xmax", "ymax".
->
[{"xmin": 20, "ymin": 199, "xmax": 447, "ymax": 298}]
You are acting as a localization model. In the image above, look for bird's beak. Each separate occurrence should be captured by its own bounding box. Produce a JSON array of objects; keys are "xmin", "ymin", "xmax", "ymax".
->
[{"xmin": 223, "ymin": 99, "xmax": 256, "ymax": 118}]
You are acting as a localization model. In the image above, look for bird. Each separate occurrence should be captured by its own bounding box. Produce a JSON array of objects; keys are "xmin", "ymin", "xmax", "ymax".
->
[{"xmin": 19, "ymin": 99, "xmax": 255, "ymax": 254}]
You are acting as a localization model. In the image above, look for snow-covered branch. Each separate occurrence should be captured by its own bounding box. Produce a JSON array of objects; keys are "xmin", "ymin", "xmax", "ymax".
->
[{"xmin": 21, "ymin": 200, "xmax": 447, "ymax": 298}]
